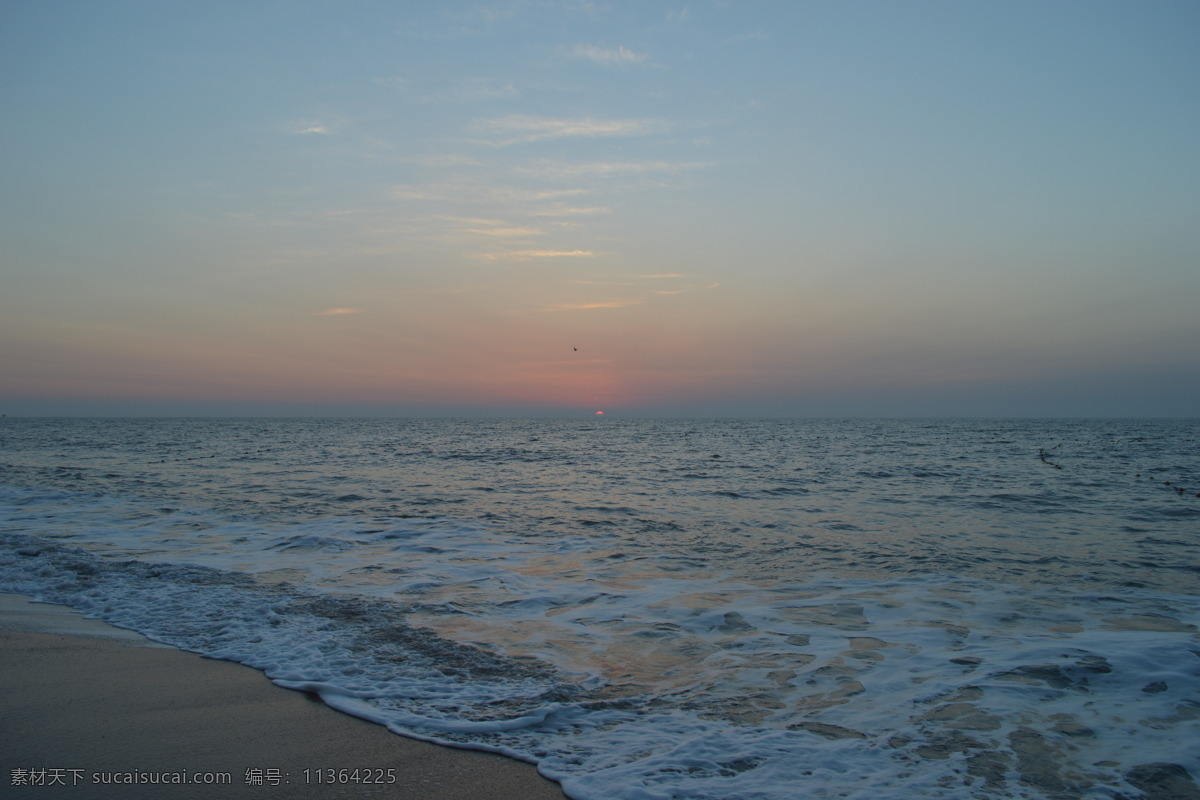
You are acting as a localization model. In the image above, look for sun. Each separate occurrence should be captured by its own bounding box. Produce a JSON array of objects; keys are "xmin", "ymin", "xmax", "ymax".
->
[{"xmin": 595, "ymin": 410, "xmax": 605, "ymax": 415}]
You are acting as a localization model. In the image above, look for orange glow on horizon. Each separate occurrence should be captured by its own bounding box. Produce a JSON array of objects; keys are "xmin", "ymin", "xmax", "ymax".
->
[{"xmin": 595, "ymin": 410, "xmax": 604, "ymax": 415}]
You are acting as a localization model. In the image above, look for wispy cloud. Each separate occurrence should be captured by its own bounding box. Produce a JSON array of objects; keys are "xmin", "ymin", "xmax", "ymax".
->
[
  {"xmin": 530, "ymin": 206, "xmax": 610, "ymax": 217},
  {"xmin": 292, "ymin": 121, "xmax": 333, "ymax": 135},
  {"xmin": 441, "ymin": 216, "xmax": 506, "ymax": 226},
  {"xmin": 389, "ymin": 183, "xmax": 588, "ymax": 204},
  {"xmin": 545, "ymin": 299, "xmax": 644, "ymax": 311},
  {"xmin": 474, "ymin": 114, "xmax": 666, "ymax": 145},
  {"xmin": 637, "ymin": 274, "xmax": 721, "ymax": 297},
  {"xmin": 313, "ymin": 308, "xmax": 364, "ymax": 316},
  {"xmin": 571, "ymin": 44, "xmax": 649, "ymax": 66},
  {"xmin": 467, "ymin": 226, "xmax": 546, "ymax": 238},
  {"xmin": 485, "ymin": 249, "xmax": 595, "ymax": 261},
  {"xmin": 575, "ymin": 279, "xmax": 637, "ymax": 286},
  {"xmin": 389, "ymin": 184, "xmax": 430, "ymax": 200}
]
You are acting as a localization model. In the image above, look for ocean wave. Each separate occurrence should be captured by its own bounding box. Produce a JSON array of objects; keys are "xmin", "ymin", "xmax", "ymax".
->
[{"xmin": 3, "ymin": 525, "xmax": 1198, "ymax": 800}]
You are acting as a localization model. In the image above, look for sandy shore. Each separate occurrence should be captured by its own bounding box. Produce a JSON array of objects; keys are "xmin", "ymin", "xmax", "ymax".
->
[{"xmin": 0, "ymin": 594, "xmax": 568, "ymax": 800}]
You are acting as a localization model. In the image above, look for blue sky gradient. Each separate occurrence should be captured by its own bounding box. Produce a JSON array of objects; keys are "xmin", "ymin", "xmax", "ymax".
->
[{"xmin": 2, "ymin": 1, "xmax": 1198, "ymax": 416}]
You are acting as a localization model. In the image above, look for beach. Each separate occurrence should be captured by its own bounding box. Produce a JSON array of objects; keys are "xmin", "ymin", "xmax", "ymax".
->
[{"xmin": 0, "ymin": 593, "xmax": 567, "ymax": 800}]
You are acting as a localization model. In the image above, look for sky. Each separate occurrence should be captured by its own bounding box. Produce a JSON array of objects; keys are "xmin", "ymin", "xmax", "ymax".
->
[{"xmin": 2, "ymin": 0, "xmax": 1198, "ymax": 417}]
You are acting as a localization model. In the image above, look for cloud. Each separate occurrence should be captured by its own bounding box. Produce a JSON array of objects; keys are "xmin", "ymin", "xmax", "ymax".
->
[
  {"xmin": 571, "ymin": 44, "xmax": 649, "ymax": 66},
  {"xmin": 636, "ymin": 274, "xmax": 721, "ymax": 297},
  {"xmin": 640, "ymin": 274, "xmax": 697, "ymax": 296},
  {"xmin": 467, "ymin": 226, "xmax": 546, "ymax": 237},
  {"xmin": 291, "ymin": 120, "xmax": 333, "ymax": 135},
  {"xmin": 442, "ymin": 215, "xmax": 506, "ymax": 226},
  {"xmin": 473, "ymin": 114, "xmax": 666, "ymax": 145},
  {"xmin": 485, "ymin": 249, "xmax": 595, "ymax": 261},
  {"xmin": 313, "ymin": 308, "xmax": 364, "ymax": 316},
  {"xmin": 389, "ymin": 185, "xmax": 429, "ymax": 200},
  {"xmin": 545, "ymin": 299, "xmax": 644, "ymax": 311},
  {"xmin": 530, "ymin": 206, "xmax": 610, "ymax": 217},
  {"xmin": 389, "ymin": 183, "xmax": 588, "ymax": 205}
]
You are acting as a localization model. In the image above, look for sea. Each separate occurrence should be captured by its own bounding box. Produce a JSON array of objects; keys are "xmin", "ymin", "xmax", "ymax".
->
[{"xmin": 1, "ymin": 417, "xmax": 1197, "ymax": 800}]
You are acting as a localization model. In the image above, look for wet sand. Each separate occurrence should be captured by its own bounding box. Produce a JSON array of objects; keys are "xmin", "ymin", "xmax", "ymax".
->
[{"xmin": 0, "ymin": 594, "xmax": 567, "ymax": 799}]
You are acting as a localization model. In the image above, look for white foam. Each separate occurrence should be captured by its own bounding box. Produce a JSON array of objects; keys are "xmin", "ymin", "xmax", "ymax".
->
[{"xmin": 2, "ymin": 484, "xmax": 1198, "ymax": 799}]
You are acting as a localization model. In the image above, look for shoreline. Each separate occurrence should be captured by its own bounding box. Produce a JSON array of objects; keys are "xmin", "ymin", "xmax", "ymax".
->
[{"xmin": 0, "ymin": 593, "xmax": 567, "ymax": 799}]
